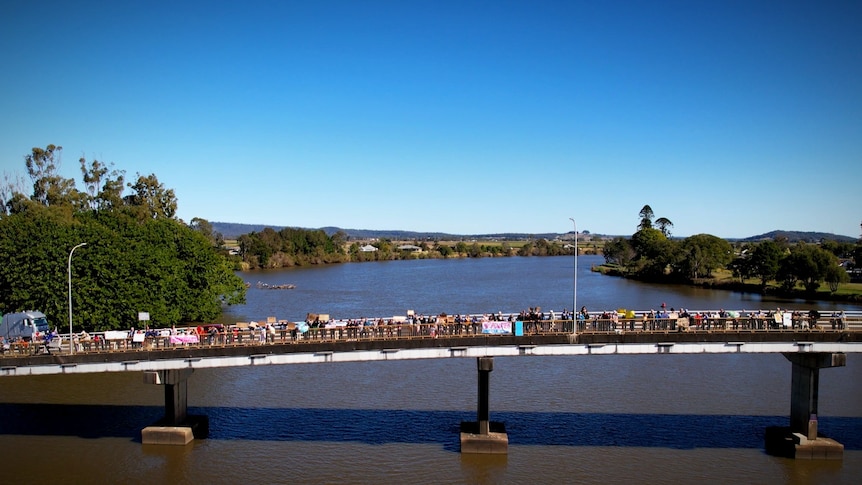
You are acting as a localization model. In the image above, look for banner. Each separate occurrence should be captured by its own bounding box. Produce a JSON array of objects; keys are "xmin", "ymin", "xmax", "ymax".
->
[
  {"xmin": 481, "ymin": 321, "xmax": 512, "ymax": 335},
  {"xmin": 104, "ymin": 330, "xmax": 129, "ymax": 341}
]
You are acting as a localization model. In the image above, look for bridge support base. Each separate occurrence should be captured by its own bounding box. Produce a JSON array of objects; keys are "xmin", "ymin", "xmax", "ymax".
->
[
  {"xmin": 765, "ymin": 353, "xmax": 846, "ymax": 460},
  {"xmin": 141, "ymin": 369, "xmax": 208, "ymax": 445},
  {"xmin": 461, "ymin": 357, "xmax": 508, "ymax": 454}
]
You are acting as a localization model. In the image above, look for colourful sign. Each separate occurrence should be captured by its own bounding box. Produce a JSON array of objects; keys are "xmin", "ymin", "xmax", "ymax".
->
[{"xmin": 481, "ymin": 321, "xmax": 512, "ymax": 335}]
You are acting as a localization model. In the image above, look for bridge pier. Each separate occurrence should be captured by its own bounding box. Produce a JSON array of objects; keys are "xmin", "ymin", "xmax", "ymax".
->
[
  {"xmin": 141, "ymin": 369, "xmax": 208, "ymax": 445},
  {"xmin": 460, "ymin": 357, "xmax": 508, "ymax": 454},
  {"xmin": 765, "ymin": 352, "xmax": 845, "ymax": 459}
]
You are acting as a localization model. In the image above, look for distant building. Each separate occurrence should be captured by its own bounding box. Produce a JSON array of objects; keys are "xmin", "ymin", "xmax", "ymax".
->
[
  {"xmin": 397, "ymin": 244, "xmax": 422, "ymax": 252},
  {"xmin": 359, "ymin": 244, "xmax": 378, "ymax": 252}
]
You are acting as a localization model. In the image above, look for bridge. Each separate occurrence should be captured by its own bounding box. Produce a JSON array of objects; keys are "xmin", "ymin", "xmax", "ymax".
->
[{"xmin": 1, "ymin": 310, "xmax": 860, "ymax": 458}]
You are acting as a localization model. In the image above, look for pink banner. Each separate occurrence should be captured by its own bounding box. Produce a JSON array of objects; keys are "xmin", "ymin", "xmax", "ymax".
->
[
  {"xmin": 481, "ymin": 321, "xmax": 512, "ymax": 334},
  {"xmin": 170, "ymin": 335, "xmax": 199, "ymax": 344}
]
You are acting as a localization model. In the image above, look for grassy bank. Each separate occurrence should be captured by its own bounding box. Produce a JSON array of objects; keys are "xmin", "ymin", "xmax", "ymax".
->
[{"xmin": 592, "ymin": 264, "xmax": 862, "ymax": 303}]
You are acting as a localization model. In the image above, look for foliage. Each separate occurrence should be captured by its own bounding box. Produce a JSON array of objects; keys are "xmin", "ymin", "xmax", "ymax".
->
[
  {"xmin": 819, "ymin": 239, "xmax": 855, "ymax": 259},
  {"xmin": 0, "ymin": 144, "xmax": 246, "ymax": 330},
  {"xmin": 748, "ymin": 240, "xmax": 784, "ymax": 288},
  {"xmin": 825, "ymin": 263, "xmax": 850, "ymax": 292},
  {"xmin": 675, "ymin": 234, "xmax": 733, "ymax": 279},
  {"xmin": 777, "ymin": 243, "xmax": 841, "ymax": 293},
  {"xmin": 637, "ymin": 205, "xmax": 654, "ymax": 231},
  {"xmin": 237, "ymin": 227, "xmax": 347, "ymax": 268},
  {"xmin": 602, "ymin": 237, "xmax": 635, "ymax": 268},
  {"xmin": 606, "ymin": 204, "xmax": 857, "ymax": 298}
]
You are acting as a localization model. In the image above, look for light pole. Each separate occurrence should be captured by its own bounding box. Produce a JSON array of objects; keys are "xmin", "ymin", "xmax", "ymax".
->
[
  {"xmin": 569, "ymin": 218, "xmax": 577, "ymax": 334},
  {"xmin": 68, "ymin": 242, "xmax": 87, "ymax": 354}
]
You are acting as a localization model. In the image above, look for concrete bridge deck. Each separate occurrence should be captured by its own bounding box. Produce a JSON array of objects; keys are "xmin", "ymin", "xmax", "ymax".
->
[{"xmin": 1, "ymin": 328, "xmax": 860, "ymax": 377}]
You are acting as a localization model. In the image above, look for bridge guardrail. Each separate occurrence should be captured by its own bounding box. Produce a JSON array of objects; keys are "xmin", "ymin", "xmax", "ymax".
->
[{"xmin": 3, "ymin": 310, "xmax": 858, "ymax": 356}]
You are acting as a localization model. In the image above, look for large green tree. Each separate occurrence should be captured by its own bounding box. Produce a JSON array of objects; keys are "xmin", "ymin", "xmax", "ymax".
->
[
  {"xmin": 777, "ymin": 243, "xmax": 840, "ymax": 293},
  {"xmin": 630, "ymin": 228, "xmax": 677, "ymax": 279},
  {"xmin": 0, "ymin": 145, "xmax": 246, "ymax": 330},
  {"xmin": 637, "ymin": 205, "xmax": 654, "ymax": 231},
  {"xmin": 603, "ymin": 237, "xmax": 635, "ymax": 268},
  {"xmin": 749, "ymin": 240, "xmax": 784, "ymax": 288},
  {"xmin": 676, "ymin": 234, "xmax": 733, "ymax": 279}
]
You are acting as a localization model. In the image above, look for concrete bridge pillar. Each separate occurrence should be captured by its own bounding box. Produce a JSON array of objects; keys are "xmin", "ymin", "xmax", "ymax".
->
[
  {"xmin": 477, "ymin": 356, "xmax": 491, "ymax": 435},
  {"xmin": 785, "ymin": 352, "xmax": 845, "ymax": 436},
  {"xmin": 460, "ymin": 357, "xmax": 508, "ymax": 454},
  {"xmin": 142, "ymin": 368, "xmax": 207, "ymax": 445},
  {"xmin": 159, "ymin": 368, "xmax": 193, "ymax": 424},
  {"xmin": 765, "ymin": 352, "xmax": 846, "ymax": 459}
]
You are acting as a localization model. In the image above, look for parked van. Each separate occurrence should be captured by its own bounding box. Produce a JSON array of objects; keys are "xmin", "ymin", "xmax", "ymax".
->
[{"xmin": 0, "ymin": 311, "xmax": 50, "ymax": 341}]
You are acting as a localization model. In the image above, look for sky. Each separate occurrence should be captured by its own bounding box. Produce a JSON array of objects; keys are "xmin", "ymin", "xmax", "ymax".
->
[{"xmin": 1, "ymin": 1, "xmax": 860, "ymax": 239}]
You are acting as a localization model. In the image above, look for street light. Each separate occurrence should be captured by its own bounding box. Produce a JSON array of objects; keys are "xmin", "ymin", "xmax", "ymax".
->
[
  {"xmin": 569, "ymin": 218, "xmax": 577, "ymax": 334},
  {"xmin": 68, "ymin": 242, "xmax": 87, "ymax": 354}
]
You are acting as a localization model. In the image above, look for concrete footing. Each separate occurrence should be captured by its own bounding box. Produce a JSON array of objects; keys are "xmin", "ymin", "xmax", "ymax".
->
[
  {"xmin": 765, "ymin": 426, "xmax": 844, "ymax": 460},
  {"xmin": 142, "ymin": 414, "xmax": 209, "ymax": 445},
  {"xmin": 460, "ymin": 421, "xmax": 508, "ymax": 454},
  {"xmin": 142, "ymin": 425, "xmax": 194, "ymax": 445}
]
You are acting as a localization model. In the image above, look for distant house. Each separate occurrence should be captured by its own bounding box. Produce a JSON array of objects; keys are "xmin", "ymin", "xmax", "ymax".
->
[
  {"xmin": 397, "ymin": 244, "xmax": 422, "ymax": 252},
  {"xmin": 359, "ymin": 244, "xmax": 378, "ymax": 252}
]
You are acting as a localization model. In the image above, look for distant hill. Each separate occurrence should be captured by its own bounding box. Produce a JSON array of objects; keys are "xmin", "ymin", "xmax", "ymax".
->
[
  {"xmin": 738, "ymin": 230, "xmax": 856, "ymax": 243},
  {"xmin": 212, "ymin": 222, "xmax": 569, "ymax": 241},
  {"xmin": 212, "ymin": 222, "xmax": 855, "ymax": 244}
]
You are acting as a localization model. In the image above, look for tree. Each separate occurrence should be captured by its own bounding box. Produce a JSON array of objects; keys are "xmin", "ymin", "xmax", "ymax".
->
[
  {"xmin": 190, "ymin": 217, "xmax": 223, "ymax": 247},
  {"xmin": 24, "ymin": 144, "xmax": 84, "ymax": 209},
  {"xmin": 676, "ymin": 234, "xmax": 733, "ymax": 279},
  {"xmin": 631, "ymin": 228, "xmax": 666, "ymax": 260},
  {"xmin": 637, "ymin": 205, "xmax": 654, "ymax": 231},
  {"xmin": 0, "ymin": 171, "xmax": 28, "ymax": 216},
  {"xmin": 80, "ymin": 157, "xmax": 125, "ymax": 211},
  {"xmin": 603, "ymin": 237, "xmax": 635, "ymax": 268},
  {"xmin": 435, "ymin": 243, "xmax": 453, "ymax": 258},
  {"xmin": 455, "ymin": 241, "xmax": 468, "ymax": 256},
  {"xmin": 825, "ymin": 264, "xmax": 849, "ymax": 292},
  {"xmin": 0, "ymin": 210, "xmax": 245, "ymax": 329},
  {"xmin": 777, "ymin": 243, "xmax": 839, "ymax": 293},
  {"xmin": 630, "ymin": 228, "xmax": 677, "ymax": 279},
  {"xmin": 331, "ymin": 230, "xmax": 348, "ymax": 249},
  {"xmin": 728, "ymin": 255, "xmax": 753, "ymax": 283},
  {"xmin": 125, "ymin": 173, "xmax": 177, "ymax": 219},
  {"xmin": 0, "ymin": 145, "xmax": 246, "ymax": 327},
  {"xmin": 655, "ymin": 217, "xmax": 674, "ymax": 238},
  {"xmin": 749, "ymin": 240, "xmax": 783, "ymax": 288}
]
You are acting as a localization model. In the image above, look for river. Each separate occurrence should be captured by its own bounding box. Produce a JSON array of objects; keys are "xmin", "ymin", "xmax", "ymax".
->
[{"xmin": 1, "ymin": 256, "xmax": 860, "ymax": 484}]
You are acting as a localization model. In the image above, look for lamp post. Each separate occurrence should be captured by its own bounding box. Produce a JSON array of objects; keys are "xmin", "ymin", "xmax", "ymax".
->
[
  {"xmin": 68, "ymin": 242, "xmax": 87, "ymax": 354},
  {"xmin": 569, "ymin": 218, "xmax": 577, "ymax": 334}
]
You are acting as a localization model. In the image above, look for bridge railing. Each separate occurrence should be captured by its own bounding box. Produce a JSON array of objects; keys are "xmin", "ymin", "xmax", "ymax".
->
[{"xmin": 4, "ymin": 310, "xmax": 859, "ymax": 356}]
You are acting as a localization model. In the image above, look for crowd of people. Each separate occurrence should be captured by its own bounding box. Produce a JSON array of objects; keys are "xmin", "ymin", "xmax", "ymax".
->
[{"xmin": 0, "ymin": 306, "xmax": 853, "ymax": 356}]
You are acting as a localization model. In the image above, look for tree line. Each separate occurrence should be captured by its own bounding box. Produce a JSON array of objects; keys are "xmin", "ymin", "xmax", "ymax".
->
[
  {"xmin": 234, "ymin": 230, "xmax": 583, "ymax": 269},
  {"xmin": 0, "ymin": 145, "xmax": 246, "ymax": 331},
  {"xmin": 601, "ymin": 205, "xmax": 859, "ymax": 297}
]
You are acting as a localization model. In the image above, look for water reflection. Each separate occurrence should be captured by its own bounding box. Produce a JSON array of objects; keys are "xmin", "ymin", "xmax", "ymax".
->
[{"xmin": 2, "ymin": 403, "xmax": 859, "ymax": 451}]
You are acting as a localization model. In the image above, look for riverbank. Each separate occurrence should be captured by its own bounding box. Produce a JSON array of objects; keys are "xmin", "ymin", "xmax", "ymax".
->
[{"xmin": 591, "ymin": 264, "xmax": 862, "ymax": 303}]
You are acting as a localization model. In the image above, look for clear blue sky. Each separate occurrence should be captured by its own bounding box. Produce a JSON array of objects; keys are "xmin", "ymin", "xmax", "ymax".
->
[{"xmin": 2, "ymin": 1, "xmax": 860, "ymax": 238}]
